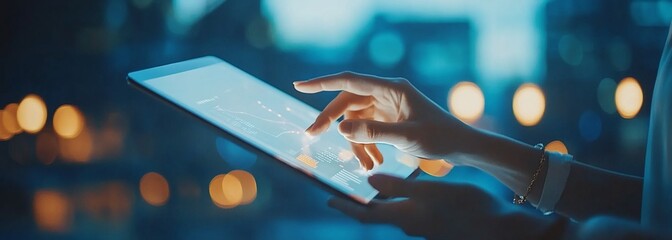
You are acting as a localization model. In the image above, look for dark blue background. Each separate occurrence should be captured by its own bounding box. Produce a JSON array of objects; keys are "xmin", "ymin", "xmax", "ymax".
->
[{"xmin": 1, "ymin": 0, "xmax": 670, "ymax": 239}]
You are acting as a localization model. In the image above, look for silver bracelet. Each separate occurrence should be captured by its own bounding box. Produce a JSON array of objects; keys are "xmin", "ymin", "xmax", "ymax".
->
[{"xmin": 513, "ymin": 143, "xmax": 547, "ymax": 205}]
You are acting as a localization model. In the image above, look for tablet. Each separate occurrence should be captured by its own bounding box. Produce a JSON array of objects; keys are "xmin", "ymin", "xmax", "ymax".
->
[{"xmin": 127, "ymin": 56, "xmax": 418, "ymax": 204}]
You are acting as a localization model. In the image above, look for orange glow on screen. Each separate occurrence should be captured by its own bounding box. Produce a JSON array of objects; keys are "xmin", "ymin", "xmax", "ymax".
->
[{"xmin": 296, "ymin": 153, "xmax": 318, "ymax": 168}]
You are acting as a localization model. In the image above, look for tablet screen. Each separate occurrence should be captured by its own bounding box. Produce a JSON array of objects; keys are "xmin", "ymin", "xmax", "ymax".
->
[{"xmin": 129, "ymin": 57, "xmax": 417, "ymax": 203}]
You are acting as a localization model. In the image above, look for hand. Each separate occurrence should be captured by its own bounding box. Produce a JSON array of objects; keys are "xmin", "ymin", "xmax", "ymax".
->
[
  {"xmin": 328, "ymin": 174, "xmax": 559, "ymax": 239},
  {"xmin": 294, "ymin": 72, "xmax": 475, "ymax": 169}
]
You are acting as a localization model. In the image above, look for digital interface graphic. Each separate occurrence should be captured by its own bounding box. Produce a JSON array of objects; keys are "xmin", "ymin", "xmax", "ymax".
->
[{"xmin": 138, "ymin": 60, "xmax": 416, "ymax": 203}]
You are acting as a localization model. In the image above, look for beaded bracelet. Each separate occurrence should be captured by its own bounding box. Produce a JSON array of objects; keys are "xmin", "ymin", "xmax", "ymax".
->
[{"xmin": 513, "ymin": 143, "xmax": 547, "ymax": 205}]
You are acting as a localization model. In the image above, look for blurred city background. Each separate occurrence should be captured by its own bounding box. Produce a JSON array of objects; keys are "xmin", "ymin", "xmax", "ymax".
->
[{"xmin": 1, "ymin": 0, "xmax": 671, "ymax": 239}]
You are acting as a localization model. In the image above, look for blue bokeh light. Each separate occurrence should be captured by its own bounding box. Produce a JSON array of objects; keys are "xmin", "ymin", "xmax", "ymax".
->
[
  {"xmin": 215, "ymin": 137, "xmax": 257, "ymax": 169},
  {"xmin": 579, "ymin": 110, "xmax": 602, "ymax": 142}
]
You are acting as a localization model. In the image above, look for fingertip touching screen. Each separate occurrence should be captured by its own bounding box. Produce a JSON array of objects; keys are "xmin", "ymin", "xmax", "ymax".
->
[{"xmin": 128, "ymin": 56, "xmax": 417, "ymax": 204}]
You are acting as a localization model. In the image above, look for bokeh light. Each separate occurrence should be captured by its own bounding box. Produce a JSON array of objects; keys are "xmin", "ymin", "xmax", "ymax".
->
[
  {"xmin": 597, "ymin": 78, "xmax": 617, "ymax": 114},
  {"xmin": 53, "ymin": 105, "xmax": 85, "ymax": 139},
  {"xmin": 59, "ymin": 125, "xmax": 93, "ymax": 163},
  {"xmin": 228, "ymin": 170, "xmax": 257, "ymax": 205},
  {"xmin": 17, "ymin": 94, "xmax": 48, "ymax": 133},
  {"xmin": 615, "ymin": 77, "xmax": 643, "ymax": 119},
  {"xmin": 94, "ymin": 112, "xmax": 127, "ymax": 158},
  {"xmin": 80, "ymin": 182, "xmax": 132, "ymax": 222},
  {"xmin": 221, "ymin": 174, "xmax": 244, "ymax": 206},
  {"xmin": 209, "ymin": 174, "xmax": 240, "ymax": 209},
  {"xmin": 558, "ymin": 34, "xmax": 583, "ymax": 66},
  {"xmin": 0, "ymin": 110, "xmax": 13, "ymax": 141},
  {"xmin": 2, "ymin": 103, "xmax": 23, "ymax": 134},
  {"xmin": 546, "ymin": 140, "xmax": 568, "ymax": 154},
  {"xmin": 512, "ymin": 83, "xmax": 546, "ymax": 126},
  {"xmin": 418, "ymin": 159, "xmax": 453, "ymax": 177},
  {"xmin": 139, "ymin": 172, "xmax": 170, "ymax": 206},
  {"xmin": 36, "ymin": 131, "xmax": 59, "ymax": 165},
  {"xmin": 368, "ymin": 31, "xmax": 405, "ymax": 68},
  {"xmin": 33, "ymin": 190, "xmax": 73, "ymax": 233},
  {"xmin": 579, "ymin": 110, "xmax": 602, "ymax": 142},
  {"xmin": 448, "ymin": 81, "xmax": 485, "ymax": 123}
]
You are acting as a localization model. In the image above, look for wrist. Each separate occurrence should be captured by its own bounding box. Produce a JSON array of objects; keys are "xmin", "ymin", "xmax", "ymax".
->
[{"xmin": 452, "ymin": 127, "xmax": 548, "ymax": 200}]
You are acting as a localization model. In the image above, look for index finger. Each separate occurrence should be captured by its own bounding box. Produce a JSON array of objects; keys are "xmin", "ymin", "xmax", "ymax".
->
[{"xmin": 293, "ymin": 72, "xmax": 394, "ymax": 96}]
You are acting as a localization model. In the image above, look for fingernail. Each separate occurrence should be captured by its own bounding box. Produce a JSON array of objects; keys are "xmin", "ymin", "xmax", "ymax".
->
[
  {"xmin": 305, "ymin": 123, "xmax": 315, "ymax": 135},
  {"xmin": 293, "ymin": 81, "xmax": 305, "ymax": 86},
  {"xmin": 339, "ymin": 121, "xmax": 353, "ymax": 136}
]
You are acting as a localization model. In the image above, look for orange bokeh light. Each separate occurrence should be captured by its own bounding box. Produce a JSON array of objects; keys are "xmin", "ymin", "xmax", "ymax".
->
[
  {"xmin": 448, "ymin": 81, "xmax": 485, "ymax": 123},
  {"xmin": 0, "ymin": 110, "xmax": 13, "ymax": 141},
  {"xmin": 546, "ymin": 140, "xmax": 569, "ymax": 154},
  {"xmin": 209, "ymin": 174, "xmax": 229, "ymax": 208},
  {"xmin": 17, "ymin": 94, "xmax": 48, "ymax": 133},
  {"xmin": 79, "ymin": 182, "xmax": 132, "ymax": 221},
  {"xmin": 33, "ymin": 190, "xmax": 73, "ymax": 233},
  {"xmin": 59, "ymin": 125, "xmax": 93, "ymax": 163},
  {"xmin": 228, "ymin": 170, "xmax": 257, "ymax": 205},
  {"xmin": 2, "ymin": 103, "xmax": 23, "ymax": 134},
  {"xmin": 209, "ymin": 173, "xmax": 244, "ymax": 209},
  {"xmin": 222, "ymin": 174, "xmax": 243, "ymax": 205},
  {"xmin": 512, "ymin": 84, "xmax": 546, "ymax": 126},
  {"xmin": 53, "ymin": 104, "xmax": 85, "ymax": 139},
  {"xmin": 139, "ymin": 172, "xmax": 170, "ymax": 206},
  {"xmin": 36, "ymin": 131, "xmax": 59, "ymax": 165},
  {"xmin": 615, "ymin": 77, "xmax": 643, "ymax": 119}
]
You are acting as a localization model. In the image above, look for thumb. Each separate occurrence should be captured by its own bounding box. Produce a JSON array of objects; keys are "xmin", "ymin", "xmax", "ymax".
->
[
  {"xmin": 338, "ymin": 119, "xmax": 413, "ymax": 147},
  {"xmin": 369, "ymin": 174, "xmax": 414, "ymax": 197}
]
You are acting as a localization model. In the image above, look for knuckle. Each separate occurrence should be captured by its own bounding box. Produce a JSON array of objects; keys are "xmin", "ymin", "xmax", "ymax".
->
[
  {"xmin": 390, "ymin": 78, "xmax": 413, "ymax": 93},
  {"xmin": 393, "ymin": 77, "xmax": 411, "ymax": 86}
]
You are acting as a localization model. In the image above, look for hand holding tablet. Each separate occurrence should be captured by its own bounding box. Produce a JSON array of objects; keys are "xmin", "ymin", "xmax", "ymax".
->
[{"xmin": 127, "ymin": 56, "xmax": 418, "ymax": 204}]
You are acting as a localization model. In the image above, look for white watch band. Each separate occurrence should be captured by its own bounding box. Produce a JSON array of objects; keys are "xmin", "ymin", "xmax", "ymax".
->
[{"xmin": 536, "ymin": 151, "xmax": 573, "ymax": 215}]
